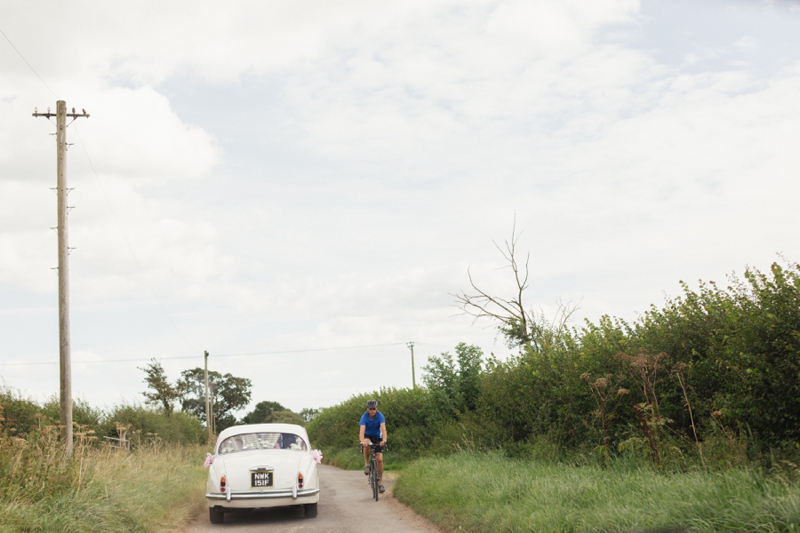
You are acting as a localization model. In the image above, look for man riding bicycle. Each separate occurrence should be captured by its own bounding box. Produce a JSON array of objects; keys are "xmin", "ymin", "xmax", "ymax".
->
[{"xmin": 359, "ymin": 399, "xmax": 387, "ymax": 494}]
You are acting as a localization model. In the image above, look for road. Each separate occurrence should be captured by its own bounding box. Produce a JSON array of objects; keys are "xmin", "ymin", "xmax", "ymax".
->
[{"xmin": 185, "ymin": 464, "xmax": 441, "ymax": 533}]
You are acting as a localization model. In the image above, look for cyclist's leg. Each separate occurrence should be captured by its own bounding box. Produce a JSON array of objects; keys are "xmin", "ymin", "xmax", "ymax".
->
[{"xmin": 362, "ymin": 444, "xmax": 370, "ymax": 474}]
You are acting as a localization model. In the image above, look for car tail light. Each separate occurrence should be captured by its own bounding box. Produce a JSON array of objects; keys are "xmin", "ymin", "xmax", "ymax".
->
[
  {"xmin": 297, "ymin": 473, "xmax": 304, "ymax": 489},
  {"xmin": 220, "ymin": 475, "xmax": 226, "ymax": 492}
]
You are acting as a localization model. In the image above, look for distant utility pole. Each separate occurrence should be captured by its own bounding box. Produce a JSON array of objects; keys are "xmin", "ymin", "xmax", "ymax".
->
[
  {"xmin": 33, "ymin": 101, "xmax": 89, "ymax": 459},
  {"xmin": 204, "ymin": 351, "xmax": 212, "ymax": 443},
  {"xmin": 407, "ymin": 342, "xmax": 416, "ymax": 388}
]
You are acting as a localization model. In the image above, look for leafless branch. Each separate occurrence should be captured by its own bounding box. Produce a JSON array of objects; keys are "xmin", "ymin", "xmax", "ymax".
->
[{"xmin": 453, "ymin": 221, "xmax": 580, "ymax": 349}]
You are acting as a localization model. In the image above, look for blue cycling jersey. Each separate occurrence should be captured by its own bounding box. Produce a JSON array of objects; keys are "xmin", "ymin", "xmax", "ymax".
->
[{"xmin": 359, "ymin": 411, "xmax": 385, "ymax": 438}]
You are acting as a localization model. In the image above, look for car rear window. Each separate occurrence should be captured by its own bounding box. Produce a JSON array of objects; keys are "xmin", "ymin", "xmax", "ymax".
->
[{"xmin": 218, "ymin": 432, "xmax": 308, "ymax": 455}]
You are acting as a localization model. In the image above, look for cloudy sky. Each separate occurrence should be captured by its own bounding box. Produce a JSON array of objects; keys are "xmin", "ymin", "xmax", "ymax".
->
[{"xmin": 1, "ymin": 0, "xmax": 799, "ymax": 416}]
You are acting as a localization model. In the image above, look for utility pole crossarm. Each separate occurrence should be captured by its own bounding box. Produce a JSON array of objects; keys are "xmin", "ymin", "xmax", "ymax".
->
[{"xmin": 33, "ymin": 109, "xmax": 90, "ymax": 119}]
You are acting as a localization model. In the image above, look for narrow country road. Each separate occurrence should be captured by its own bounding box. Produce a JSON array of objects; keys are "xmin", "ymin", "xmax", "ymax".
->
[{"xmin": 185, "ymin": 464, "xmax": 441, "ymax": 533}]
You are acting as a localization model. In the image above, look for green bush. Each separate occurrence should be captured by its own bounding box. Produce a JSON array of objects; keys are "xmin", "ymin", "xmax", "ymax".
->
[
  {"xmin": 0, "ymin": 388, "xmax": 46, "ymax": 437},
  {"xmin": 42, "ymin": 395, "xmax": 104, "ymax": 431},
  {"xmin": 310, "ymin": 260, "xmax": 800, "ymax": 469},
  {"xmin": 307, "ymin": 387, "xmax": 431, "ymax": 464},
  {"xmin": 100, "ymin": 404, "xmax": 205, "ymax": 446},
  {"xmin": 459, "ymin": 261, "xmax": 800, "ymax": 466}
]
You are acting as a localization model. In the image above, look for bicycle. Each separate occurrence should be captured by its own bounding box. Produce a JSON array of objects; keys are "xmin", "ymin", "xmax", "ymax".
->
[{"xmin": 363, "ymin": 442, "xmax": 384, "ymax": 501}]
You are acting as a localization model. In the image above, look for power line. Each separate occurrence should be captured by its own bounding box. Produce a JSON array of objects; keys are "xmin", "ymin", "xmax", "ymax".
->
[
  {"xmin": 71, "ymin": 124, "xmax": 198, "ymax": 352},
  {"xmin": 0, "ymin": 341, "xmax": 409, "ymax": 367},
  {"xmin": 1, "ymin": 22, "xmax": 199, "ymax": 353},
  {"xmin": 0, "ymin": 26, "xmax": 57, "ymax": 97},
  {"xmin": 415, "ymin": 342, "xmax": 453, "ymax": 349},
  {"xmin": 213, "ymin": 342, "xmax": 407, "ymax": 357}
]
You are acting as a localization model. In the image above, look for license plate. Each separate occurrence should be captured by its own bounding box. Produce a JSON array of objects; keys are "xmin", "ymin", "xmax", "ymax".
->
[{"xmin": 251, "ymin": 471, "xmax": 274, "ymax": 488}]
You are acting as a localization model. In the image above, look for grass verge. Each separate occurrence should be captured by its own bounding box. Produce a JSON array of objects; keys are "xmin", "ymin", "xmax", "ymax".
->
[
  {"xmin": 393, "ymin": 452, "xmax": 800, "ymax": 533},
  {"xmin": 0, "ymin": 431, "xmax": 207, "ymax": 533}
]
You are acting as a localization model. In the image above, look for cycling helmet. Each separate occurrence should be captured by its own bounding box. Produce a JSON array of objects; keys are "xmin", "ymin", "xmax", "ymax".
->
[{"xmin": 366, "ymin": 399, "xmax": 378, "ymax": 409}]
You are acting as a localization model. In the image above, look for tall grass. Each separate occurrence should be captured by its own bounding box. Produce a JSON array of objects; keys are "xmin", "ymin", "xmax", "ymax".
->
[
  {"xmin": 394, "ymin": 452, "xmax": 800, "ymax": 533},
  {"xmin": 0, "ymin": 404, "xmax": 208, "ymax": 532}
]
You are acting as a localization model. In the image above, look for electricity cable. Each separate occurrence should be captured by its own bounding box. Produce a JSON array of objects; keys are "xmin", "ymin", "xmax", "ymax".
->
[
  {"xmin": 1, "ymin": 24, "xmax": 198, "ymax": 352},
  {"xmin": 0, "ymin": 26, "xmax": 58, "ymax": 98},
  {"xmin": 72, "ymin": 124, "xmax": 198, "ymax": 352},
  {"xmin": 0, "ymin": 342, "xmax": 409, "ymax": 366}
]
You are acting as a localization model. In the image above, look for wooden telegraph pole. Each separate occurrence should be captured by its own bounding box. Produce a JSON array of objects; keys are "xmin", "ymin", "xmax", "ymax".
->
[
  {"xmin": 33, "ymin": 101, "xmax": 89, "ymax": 459},
  {"xmin": 407, "ymin": 341, "xmax": 416, "ymax": 388},
  {"xmin": 204, "ymin": 350, "xmax": 212, "ymax": 443}
]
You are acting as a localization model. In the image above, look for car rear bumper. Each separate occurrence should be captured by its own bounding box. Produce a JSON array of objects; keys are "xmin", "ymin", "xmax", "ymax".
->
[{"xmin": 206, "ymin": 488, "xmax": 319, "ymax": 509}]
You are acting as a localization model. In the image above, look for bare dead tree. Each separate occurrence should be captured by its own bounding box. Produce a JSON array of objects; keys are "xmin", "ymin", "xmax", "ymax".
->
[{"xmin": 454, "ymin": 223, "xmax": 578, "ymax": 349}]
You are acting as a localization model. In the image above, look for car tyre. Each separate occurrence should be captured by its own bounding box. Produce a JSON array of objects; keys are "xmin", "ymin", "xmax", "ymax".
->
[
  {"xmin": 304, "ymin": 502, "xmax": 318, "ymax": 518},
  {"xmin": 209, "ymin": 507, "xmax": 224, "ymax": 524}
]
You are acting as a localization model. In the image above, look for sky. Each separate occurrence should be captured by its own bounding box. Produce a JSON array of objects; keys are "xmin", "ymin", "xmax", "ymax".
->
[{"xmin": 1, "ymin": 0, "xmax": 799, "ymax": 417}]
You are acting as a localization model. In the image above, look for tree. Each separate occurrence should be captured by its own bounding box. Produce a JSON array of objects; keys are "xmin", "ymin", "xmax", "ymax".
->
[
  {"xmin": 456, "ymin": 343, "xmax": 483, "ymax": 412},
  {"xmin": 454, "ymin": 223, "xmax": 576, "ymax": 349},
  {"xmin": 300, "ymin": 407, "xmax": 322, "ymax": 423},
  {"xmin": 270, "ymin": 410, "xmax": 305, "ymax": 425},
  {"xmin": 179, "ymin": 368, "xmax": 252, "ymax": 433},
  {"xmin": 242, "ymin": 401, "xmax": 286, "ymax": 424},
  {"xmin": 422, "ymin": 343, "xmax": 484, "ymax": 419},
  {"xmin": 138, "ymin": 359, "xmax": 183, "ymax": 416}
]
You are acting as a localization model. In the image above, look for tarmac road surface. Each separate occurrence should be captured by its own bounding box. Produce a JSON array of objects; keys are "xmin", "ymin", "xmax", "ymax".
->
[{"xmin": 185, "ymin": 464, "xmax": 440, "ymax": 533}]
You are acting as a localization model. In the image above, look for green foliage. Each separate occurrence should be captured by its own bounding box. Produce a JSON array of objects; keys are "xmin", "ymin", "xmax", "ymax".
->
[
  {"xmin": 478, "ymin": 329, "xmax": 592, "ymax": 450},
  {"xmin": 307, "ymin": 387, "xmax": 431, "ymax": 463},
  {"xmin": 137, "ymin": 358, "xmax": 183, "ymax": 416},
  {"xmin": 299, "ymin": 407, "xmax": 322, "ymax": 422},
  {"xmin": 312, "ymin": 260, "xmax": 800, "ymax": 471},
  {"xmin": 42, "ymin": 395, "xmax": 104, "ymax": 432},
  {"xmin": 270, "ymin": 409, "xmax": 305, "ymax": 425},
  {"xmin": 241, "ymin": 400, "xmax": 286, "ymax": 424},
  {"xmin": 179, "ymin": 367, "xmax": 251, "ymax": 432},
  {"xmin": 100, "ymin": 404, "xmax": 204, "ymax": 446},
  {"xmin": 423, "ymin": 343, "xmax": 483, "ymax": 420},
  {"xmin": 306, "ymin": 393, "xmax": 372, "ymax": 453},
  {"xmin": 0, "ymin": 388, "xmax": 104, "ymax": 440},
  {"xmin": 0, "ymin": 387, "xmax": 204, "ymax": 447},
  {"xmin": 457, "ymin": 261, "xmax": 800, "ymax": 465},
  {"xmin": 240, "ymin": 400, "xmax": 305, "ymax": 426},
  {"xmin": 0, "ymin": 388, "xmax": 49, "ymax": 437},
  {"xmin": 626, "ymin": 262, "xmax": 800, "ymax": 447},
  {"xmin": 422, "ymin": 352, "xmax": 460, "ymax": 419}
]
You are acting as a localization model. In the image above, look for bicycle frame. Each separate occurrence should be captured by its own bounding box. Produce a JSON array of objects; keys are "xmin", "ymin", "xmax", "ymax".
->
[{"xmin": 363, "ymin": 443, "xmax": 383, "ymax": 501}]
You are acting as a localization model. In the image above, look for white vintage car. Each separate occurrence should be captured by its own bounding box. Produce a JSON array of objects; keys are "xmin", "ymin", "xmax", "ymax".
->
[{"xmin": 206, "ymin": 423, "xmax": 320, "ymax": 523}]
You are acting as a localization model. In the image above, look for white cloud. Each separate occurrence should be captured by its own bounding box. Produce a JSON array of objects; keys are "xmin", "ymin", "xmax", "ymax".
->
[
  {"xmin": 734, "ymin": 35, "xmax": 758, "ymax": 50},
  {"xmin": 2, "ymin": 0, "xmax": 800, "ymax": 412}
]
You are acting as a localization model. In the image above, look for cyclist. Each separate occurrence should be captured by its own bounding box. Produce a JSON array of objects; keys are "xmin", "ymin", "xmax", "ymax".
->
[{"xmin": 359, "ymin": 399, "xmax": 387, "ymax": 493}]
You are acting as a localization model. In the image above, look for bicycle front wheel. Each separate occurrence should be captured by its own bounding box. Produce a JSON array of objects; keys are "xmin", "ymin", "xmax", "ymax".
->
[{"xmin": 370, "ymin": 460, "xmax": 379, "ymax": 501}]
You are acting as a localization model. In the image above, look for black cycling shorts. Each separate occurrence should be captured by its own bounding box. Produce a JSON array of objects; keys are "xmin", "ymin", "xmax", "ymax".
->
[{"xmin": 366, "ymin": 435, "xmax": 385, "ymax": 453}]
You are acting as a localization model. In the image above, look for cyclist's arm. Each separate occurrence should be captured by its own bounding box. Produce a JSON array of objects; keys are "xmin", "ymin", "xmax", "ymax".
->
[
  {"xmin": 380, "ymin": 422, "xmax": 387, "ymax": 444},
  {"xmin": 359, "ymin": 424, "xmax": 368, "ymax": 446}
]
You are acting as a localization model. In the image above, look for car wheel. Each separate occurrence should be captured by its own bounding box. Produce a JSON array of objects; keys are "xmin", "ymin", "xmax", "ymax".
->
[
  {"xmin": 209, "ymin": 507, "xmax": 224, "ymax": 524},
  {"xmin": 304, "ymin": 502, "xmax": 318, "ymax": 518}
]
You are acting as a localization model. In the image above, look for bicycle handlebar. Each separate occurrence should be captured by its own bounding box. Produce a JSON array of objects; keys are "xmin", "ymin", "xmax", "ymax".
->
[{"xmin": 360, "ymin": 442, "xmax": 387, "ymax": 451}]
